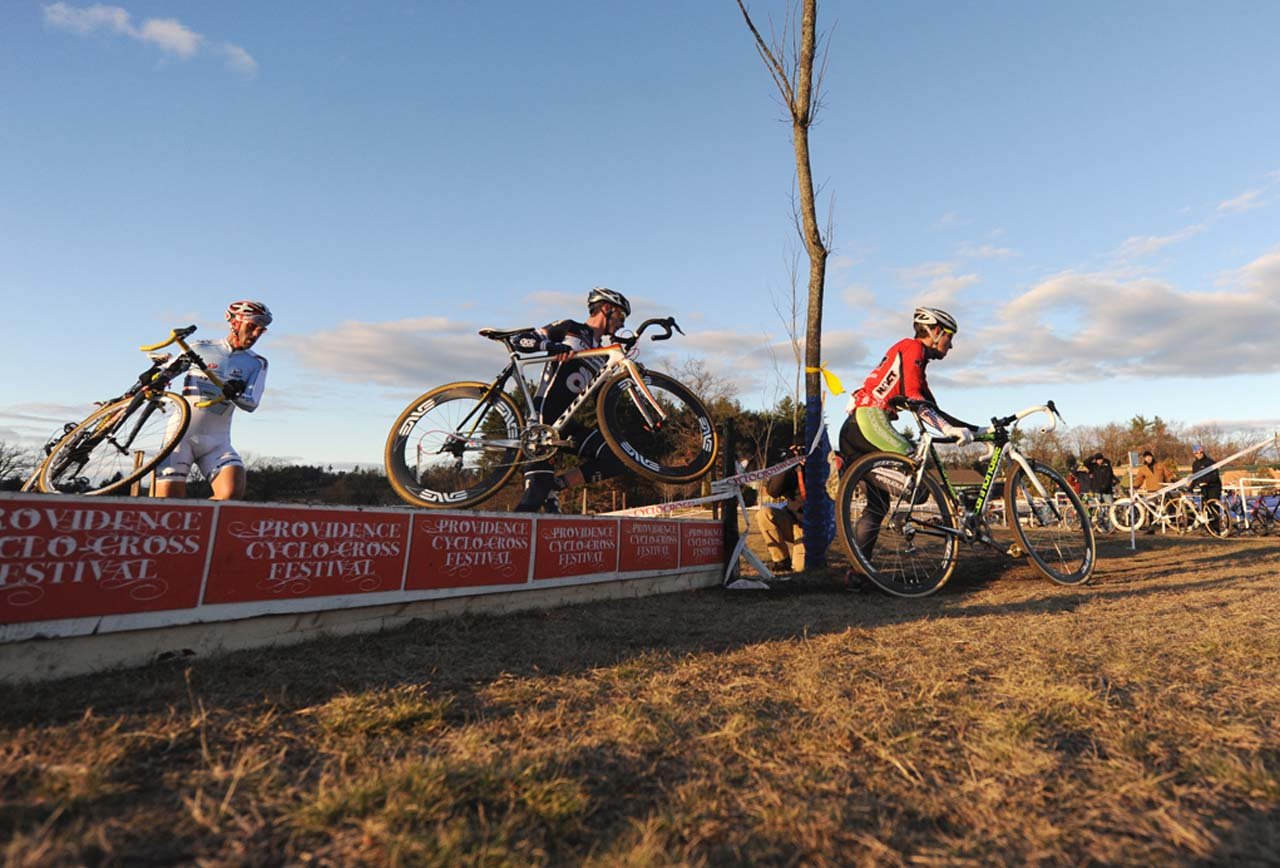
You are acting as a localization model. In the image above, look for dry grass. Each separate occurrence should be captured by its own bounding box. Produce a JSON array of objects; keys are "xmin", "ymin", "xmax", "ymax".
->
[{"xmin": 3, "ymin": 534, "xmax": 1279, "ymax": 865}]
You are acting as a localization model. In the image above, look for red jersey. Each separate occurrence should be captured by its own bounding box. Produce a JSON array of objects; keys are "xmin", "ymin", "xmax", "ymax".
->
[{"xmin": 852, "ymin": 337, "xmax": 937, "ymax": 412}]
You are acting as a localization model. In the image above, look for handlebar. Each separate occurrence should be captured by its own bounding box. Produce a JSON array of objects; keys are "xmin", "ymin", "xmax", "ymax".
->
[
  {"xmin": 137, "ymin": 325, "xmax": 229, "ymax": 407},
  {"xmin": 634, "ymin": 316, "xmax": 684, "ymax": 341},
  {"xmin": 138, "ymin": 325, "xmax": 198, "ymax": 353}
]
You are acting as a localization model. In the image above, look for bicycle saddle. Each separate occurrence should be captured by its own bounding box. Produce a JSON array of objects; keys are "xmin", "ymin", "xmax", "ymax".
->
[{"xmin": 478, "ymin": 327, "xmax": 532, "ymax": 340}]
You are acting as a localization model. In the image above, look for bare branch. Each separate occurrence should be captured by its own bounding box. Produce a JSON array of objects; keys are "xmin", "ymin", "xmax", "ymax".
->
[{"xmin": 735, "ymin": 0, "xmax": 796, "ymax": 109}]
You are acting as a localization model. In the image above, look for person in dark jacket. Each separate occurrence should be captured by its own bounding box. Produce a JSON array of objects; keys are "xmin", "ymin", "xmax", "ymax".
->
[
  {"xmin": 1190, "ymin": 445, "xmax": 1223, "ymax": 532},
  {"xmin": 1088, "ymin": 453, "xmax": 1117, "ymax": 498}
]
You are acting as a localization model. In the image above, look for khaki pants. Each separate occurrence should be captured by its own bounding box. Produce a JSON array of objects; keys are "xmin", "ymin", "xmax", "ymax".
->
[{"xmin": 756, "ymin": 503, "xmax": 805, "ymax": 569}]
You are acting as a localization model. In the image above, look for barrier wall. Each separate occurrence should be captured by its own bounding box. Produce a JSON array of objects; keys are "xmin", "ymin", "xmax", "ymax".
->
[{"xmin": 0, "ymin": 494, "xmax": 724, "ymax": 680}]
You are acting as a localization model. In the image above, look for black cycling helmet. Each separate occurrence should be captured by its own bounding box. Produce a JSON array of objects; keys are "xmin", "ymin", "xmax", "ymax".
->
[{"xmin": 587, "ymin": 286, "xmax": 631, "ymax": 318}]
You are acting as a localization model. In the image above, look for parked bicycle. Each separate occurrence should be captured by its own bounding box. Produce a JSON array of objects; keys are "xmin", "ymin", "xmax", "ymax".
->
[
  {"xmin": 834, "ymin": 400, "xmax": 1095, "ymax": 597},
  {"xmin": 1063, "ymin": 492, "xmax": 1117, "ymax": 535},
  {"xmin": 1218, "ymin": 490, "xmax": 1279, "ymax": 536},
  {"xmin": 1109, "ymin": 491, "xmax": 1230, "ymax": 538},
  {"xmin": 21, "ymin": 326, "xmax": 227, "ymax": 496},
  {"xmin": 384, "ymin": 316, "xmax": 718, "ymax": 509}
]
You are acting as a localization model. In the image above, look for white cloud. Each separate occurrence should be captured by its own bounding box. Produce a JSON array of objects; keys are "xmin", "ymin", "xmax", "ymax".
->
[
  {"xmin": 840, "ymin": 283, "xmax": 875, "ymax": 309},
  {"xmin": 136, "ymin": 16, "xmax": 201, "ymax": 58},
  {"xmin": 221, "ymin": 43, "xmax": 258, "ymax": 75},
  {"xmin": 279, "ymin": 317, "xmax": 498, "ymax": 388},
  {"xmin": 895, "ymin": 260, "xmax": 979, "ymax": 307},
  {"xmin": 958, "ymin": 241, "xmax": 1016, "ymax": 259},
  {"xmin": 1112, "ymin": 224, "xmax": 1205, "ymax": 260},
  {"xmin": 958, "ymin": 252, "xmax": 1280, "ymax": 386},
  {"xmin": 43, "ymin": 2, "xmax": 129, "ymax": 34},
  {"xmin": 43, "ymin": 2, "xmax": 255, "ymax": 74},
  {"xmin": 1217, "ymin": 189, "xmax": 1265, "ymax": 214}
]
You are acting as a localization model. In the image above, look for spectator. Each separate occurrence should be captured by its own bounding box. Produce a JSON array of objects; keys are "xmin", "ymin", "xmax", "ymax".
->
[
  {"xmin": 1133, "ymin": 450, "xmax": 1176, "ymax": 534},
  {"xmin": 1088, "ymin": 453, "xmax": 1118, "ymax": 506},
  {"xmin": 756, "ymin": 441, "xmax": 805, "ymax": 573},
  {"xmin": 1190, "ymin": 445, "xmax": 1223, "ymax": 532},
  {"xmin": 1066, "ymin": 455, "xmax": 1085, "ymax": 495}
]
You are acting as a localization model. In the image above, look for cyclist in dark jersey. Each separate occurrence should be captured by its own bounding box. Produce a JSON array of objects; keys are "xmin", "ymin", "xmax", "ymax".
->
[
  {"xmin": 509, "ymin": 287, "xmax": 632, "ymax": 512},
  {"xmin": 837, "ymin": 307, "xmax": 976, "ymax": 556}
]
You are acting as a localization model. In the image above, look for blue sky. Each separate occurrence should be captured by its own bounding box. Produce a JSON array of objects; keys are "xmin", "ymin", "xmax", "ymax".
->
[{"xmin": 3, "ymin": 1, "xmax": 1278, "ymax": 468}]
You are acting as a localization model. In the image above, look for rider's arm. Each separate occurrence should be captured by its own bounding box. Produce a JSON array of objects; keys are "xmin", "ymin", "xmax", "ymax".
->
[
  {"xmin": 229, "ymin": 355, "xmax": 268, "ymax": 413},
  {"xmin": 511, "ymin": 321, "xmax": 588, "ymax": 356}
]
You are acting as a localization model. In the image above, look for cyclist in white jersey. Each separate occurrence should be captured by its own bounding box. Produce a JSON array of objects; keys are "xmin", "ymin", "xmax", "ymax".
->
[{"xmin": 155, "ymin": 300, "xmax": 271, "ymax": 500}]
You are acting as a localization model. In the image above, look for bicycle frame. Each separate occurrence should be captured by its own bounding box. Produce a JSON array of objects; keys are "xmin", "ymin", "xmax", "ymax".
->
[
  {"xmin": 897, "ymin": 403, "xmax": 1060, "ymax": 549},
  {"xmin": 437, "ymin": 323, "xmax": 672, "ymax": 457}
]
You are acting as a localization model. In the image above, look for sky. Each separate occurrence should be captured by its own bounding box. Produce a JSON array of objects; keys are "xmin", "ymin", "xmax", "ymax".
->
[{"xmin": 3, "ymin": 1, "xmax": 1279, "ymax": 470}]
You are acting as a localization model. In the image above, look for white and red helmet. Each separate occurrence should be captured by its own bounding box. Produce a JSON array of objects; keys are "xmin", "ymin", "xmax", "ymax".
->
[{"xmin": 226, "ymin": 300, "xmax": 273, "ymax": 327}]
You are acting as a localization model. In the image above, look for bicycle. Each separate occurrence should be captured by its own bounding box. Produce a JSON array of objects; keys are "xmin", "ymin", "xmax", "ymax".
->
[
  {"xmin": 22, "ymin": 326, "xmax": 227, "ymax": 496},
  {"xmin": 1063, "ymin": 492, "xmax": 1117, "ymax": 535},
  {"xmin": 384, "ymin": 316, "xmax": 718, "ymax": 510},
  {"xmin": 1109, "ymin": 491, "xmax": 1230, "ymax": 538},
  {"xmin": 1218, "ymin": 490, "xmax": 1279, "ymax": 536},
  {"xmin": 834, "ymin": 401, "xmax": 1095, "ymax": 597}
]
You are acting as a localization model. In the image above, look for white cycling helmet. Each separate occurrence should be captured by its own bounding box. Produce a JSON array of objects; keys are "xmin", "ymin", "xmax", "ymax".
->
[
  {"xmin": 913, "ymin": 306, "xmax": 957, "ymax": 333},
  {"xmin": 226, "ymin": 300, "xmax": 273, "ymax": 326},
  {"xmin": 587, "ymin": 286, "xmax": 631, "ymax": 318}
]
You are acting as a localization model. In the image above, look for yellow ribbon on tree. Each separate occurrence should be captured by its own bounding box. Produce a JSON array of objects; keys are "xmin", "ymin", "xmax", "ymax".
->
[{"xmin": 806, "ymin": 364, "xmax": 845, "ymax": 396}]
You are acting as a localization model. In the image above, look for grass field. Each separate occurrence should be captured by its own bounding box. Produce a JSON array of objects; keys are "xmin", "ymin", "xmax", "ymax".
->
[{"xmin": 3, "ymin": 533, "xmax": 1279, "ymax": 865}]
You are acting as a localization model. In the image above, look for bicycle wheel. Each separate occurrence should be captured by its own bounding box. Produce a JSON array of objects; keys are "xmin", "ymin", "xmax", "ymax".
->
[
  {"xmin": 835, "ymin": 452, "xmax": 958, "ymax": 597},
  {"xmin": 596, "ymin": 369, "xmax": 717, "ymax": 483},
  {"xmin": 1173, "ymin": 500, "xmax": 1197, "ymax": 535},
  {"xmin": 384, "ymin": 382, "xmax": 525, "ymax": 509},
  {"xmin": 1110, "ymin": 498, "xmax": 1146, "ymax": 532},
  {"xmin": 1203, "ymin": 499, "xmax": 1231, "ymax": 539},
  {"xmin": 1004, "ymin": 461, "xmax": 1095, "ymax": 585},
  {"xmin": 38, "ymin": 391, "xmax": 189, "ymax": 496}
]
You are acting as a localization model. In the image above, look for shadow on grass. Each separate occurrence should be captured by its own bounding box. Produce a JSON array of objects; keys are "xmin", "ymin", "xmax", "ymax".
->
[{"xmin": 3, "ymin": 537, "xmax": 1277, "ymax": 732}]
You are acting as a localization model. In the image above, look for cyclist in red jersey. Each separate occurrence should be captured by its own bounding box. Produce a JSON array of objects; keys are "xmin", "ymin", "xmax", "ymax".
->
[{"xmin": 837, "ymin": 307, "xmax": 976, "ymax": 557}]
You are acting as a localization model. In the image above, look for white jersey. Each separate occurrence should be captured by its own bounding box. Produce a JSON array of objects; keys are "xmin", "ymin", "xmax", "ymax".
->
[
  {"xmin": 156, "ymin": 338, "xmax": 267, "ymax": 481},
  {"xmin": 173, "ymin": 338, "xmax": 268, "ymax": 436}
]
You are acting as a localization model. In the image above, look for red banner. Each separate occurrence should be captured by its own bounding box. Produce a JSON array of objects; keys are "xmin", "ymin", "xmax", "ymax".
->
[
  {"xmin": 681, "ymin": 522, "xmax": 723, "ymax": 567},
  {"xmin": 0, "ymin": 501, "xmax": 213, "ymax": 624},
  {"xmin": 407, "ymin": 514, "xmax": 533, "ymax": 589},
  {"xmin": 533, "ymin": 518, "xmax": 619, "ymax": 580},
  {"xmin": 203, "ymin": 506, "xmax": 409, "ymax": 604},
  {"xmin": 619, "ymin": 519, "xmax": 681, "ymax": 572}
]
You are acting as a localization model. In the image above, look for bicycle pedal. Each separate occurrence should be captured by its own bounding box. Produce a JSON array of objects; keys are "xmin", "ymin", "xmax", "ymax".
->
[{"xmin": 1006, "ymin": 544, "xmax": 1024, "ymax": 558}]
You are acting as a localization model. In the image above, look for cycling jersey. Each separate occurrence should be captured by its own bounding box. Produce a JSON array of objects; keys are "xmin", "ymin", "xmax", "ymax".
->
[
  {"xmin": 850, "ymin": 337, "xmax": 937, "ymax": 414},
  {"xmin": 515, "ymin": 319, "xmax": 606, "ymax": 424},
  {"xmin": 156, "ymin": 338, "xmax": 267, "ymax": 481},
  {"xmin": 511, "ymin": 319, "xmax": 624, "ymax": 511}
]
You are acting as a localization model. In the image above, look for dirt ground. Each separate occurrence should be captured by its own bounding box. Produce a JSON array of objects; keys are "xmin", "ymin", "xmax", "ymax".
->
[{"xmin": 2, "ymin": 530, "xmax": 1278, "ymax": 865}]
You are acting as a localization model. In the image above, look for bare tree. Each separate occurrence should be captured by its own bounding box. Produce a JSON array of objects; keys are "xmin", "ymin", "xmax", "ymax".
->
[
  {"xmin": 0, "ymin": 440, "xmax": 37, "ymax": 485},
  {"xmin": 736, "ymin": 0, "xmax": 834, "ymax": 567}
]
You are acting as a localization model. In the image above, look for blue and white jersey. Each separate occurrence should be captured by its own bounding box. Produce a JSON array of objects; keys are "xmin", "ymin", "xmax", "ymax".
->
[{"xmin": 170, "ymin": 338, "xmax": 268, "ymax": 436}]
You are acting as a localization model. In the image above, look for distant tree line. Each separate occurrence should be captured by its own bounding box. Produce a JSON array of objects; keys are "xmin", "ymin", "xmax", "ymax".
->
[{"xmin": 2, "ymin": 408, "xmax": 1274, "ymax": 507}]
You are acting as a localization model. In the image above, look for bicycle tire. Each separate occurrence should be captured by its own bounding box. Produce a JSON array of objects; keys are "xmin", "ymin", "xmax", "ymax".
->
[
  {"xmin": 1110, "ymin": 498, "xmax": 1146, "ymax": 532},
  {"xmin": 1005, "ymin": 461, "xmax": 1095, "ymax": 585},
  {"xmin": 38, "ymin": 391, "xmax": 189, "ymax": 496},
  {"xmin": 835, "ymin": 452, "xmax": 958, "ymax": 598},
  {"xmin": 596, "ymin": 369, "xmax": 718, "ymax": 483},
  {"xmin": 384, "ymin": 382, "xmax": 525, "ymax": 509},
  {"xmin": 1174, "ymin": 500, "xmax": 1197, "ymax": 535},
  {"xmin": 1203, "ymin": 499, "xmax": 1231, "ymax": 539}
]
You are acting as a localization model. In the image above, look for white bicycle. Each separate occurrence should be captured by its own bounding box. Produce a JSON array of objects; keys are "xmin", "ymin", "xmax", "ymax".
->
[{"xmin": 384, "ymin": 317, "xmax": 718, "ymax": 509}]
